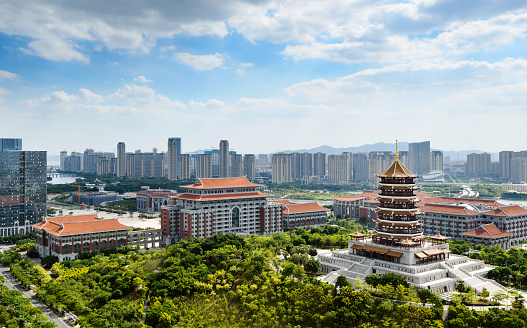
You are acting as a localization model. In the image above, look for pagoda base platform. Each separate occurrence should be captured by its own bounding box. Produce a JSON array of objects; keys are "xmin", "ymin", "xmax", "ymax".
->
[{"xmin": 317, "ymin": 239, "xmax": 502, "ymax": 295}]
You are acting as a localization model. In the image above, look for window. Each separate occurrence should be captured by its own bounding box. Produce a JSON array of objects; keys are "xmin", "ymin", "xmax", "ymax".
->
[{"xmin": 232, "ymin": 207, "xmax": 240, "ymax": 228}]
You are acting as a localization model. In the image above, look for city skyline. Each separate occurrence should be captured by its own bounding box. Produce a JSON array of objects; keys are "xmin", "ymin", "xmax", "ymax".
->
[{"xmin": 1, "ymin": 2, "xmax": 527, "ymax": 154}]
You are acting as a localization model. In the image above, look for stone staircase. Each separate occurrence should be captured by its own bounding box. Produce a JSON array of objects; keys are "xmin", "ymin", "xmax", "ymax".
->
[{"xmin": 440, "ymin": 262, "xmax": 504, "ymax": 294}]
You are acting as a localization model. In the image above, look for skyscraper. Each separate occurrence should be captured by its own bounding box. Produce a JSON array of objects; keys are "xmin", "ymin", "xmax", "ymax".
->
[
  {"xmin": 196, "ymin": 154, "xmax": 212, "ymax": 178},
  {"xmin": 219, "ymin": 140, "xmax": 229, "ymax": 178},
  {"xmin": 117, "ymin": 142, "xmax": 126, "ymax": 177},
  {"xmin": 59, "ymin": 150, "xmax": 67, "ymax": 171},
  {"xmin": 243, "ymin": 154, "xmax": 256, "ymax": 181},
  {"xmin": 230, "ymin": 154, "xmax": 243, "ymax": 178},
  {"xmin": 352, "ymin": 153, "xmax": 369, "ymax": 181},
  {"xmin": 0, "ymin": 138, "xmax": 22, "ymax": 151},
  {"xmin": 0, "ymin": 143, "xmax": 46, "ymax": 237},
  {"xmin": 167, "ymin": 137, "xmax": 181, "ymax": 180},
  {"xmin": 328, "ymin": 154, "xmax": 350, "ymax": 183},
  {"xmin": 313, "ymin": 152, "xmax": 326, "ymax": 178},
  {"xmin": 178, "ymin": 154, "xmax": 191, "ymax": 180},
  {"xmin": 272, "ymin": 153, "xmax": 292, "ymax": 183},
  {"xmin": 430, "ymin": 151, "xmax": 444, "ymax": 172},
  {"xmin": 466, "ymin": 153, "xmax": 491, "ymax": 176},
  {"xmin": 408, "ymin": 141, "xmax": 431, "ymax": 175}
]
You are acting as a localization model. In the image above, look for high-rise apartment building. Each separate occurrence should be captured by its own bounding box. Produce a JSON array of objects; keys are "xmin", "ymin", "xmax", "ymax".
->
[
  {"xmin": 398, "ymin": 151, "xmax": 409, "ymax": 168},
  {"xmin": 59, "ymin": 151, "xmax": 67, "ymax": 170},
  {"xmin": 408, "ymin": 141, "xmax": 430, "ymax": 175},
  {"xmin": 272, "ymin": 153, "xmax": 292, "ymax": 183},
  {"xmin": 500, "ymin": 151, "xmax": 513, "ymax": 180},
  {"xmin": 64, "ymin": 152, "xmax": 82, "ymax": 172},
  {"xmin": 243, "ymin": 154, "xmax": 256, "ymax": 181},
  {"xmin": 313, "ymin": 152, "xmax": 326, "ymax": 178},
  {"xmin": 196, "ymin": 154, "xmax": 212, "ymax": 178},
  {"xmin": 219, "ymin": 140, "xmax": 229, "ymax": 178},
  {"xmin": 117, "ymin": 142, "xmax": 126, "ymax": 177},
  {"xmin": 0, "ymin": 138, "xmax": 22, "ymax": 151},
  {"xmin": 369, "ymin": 151, "xmax": 394, "ymax": 183},
  {"xmin": 301, "ymin": 152, "xmax": 313, "ymax": 178},
  {"xmin": 230, "ymin": 154, "xmax": 243, "ymax": 178},
  {"xmin": 178, "ymin": 154, "xmax": 191, "ymax": 180},
  {"xmin": 167, "ymin": 137, "xmax": 181, "ymax": 181},
  {"xmin": 430, "ymin": 151, "xmax": 444, "ymax": 172},
  {"xmin": 466, "ymin": 153, "xmax": 492, "ymax": 177},
  {"xmin": 0, "ymin": 144, "xmax": 46, "ymax": 237},
  {"xmin": 328, "ymin": 154, "xmax": 351, "ymax": 183},
  {"xmin": 205, "ymin": 149, "xmax": 220, "ymax": 177},
  {"xmin": 352, "ymin": 153, "xmax": 369, "ymax": 181}
]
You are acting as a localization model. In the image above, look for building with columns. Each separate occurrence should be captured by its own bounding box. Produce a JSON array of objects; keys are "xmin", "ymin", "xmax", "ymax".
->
[
  {"xmin": 160, "ymin": 177, "xmax": 330, "ymax": 244},
  {"xmin": 33, "ymin": 214, "xmax": 130, "ymax": 262}
]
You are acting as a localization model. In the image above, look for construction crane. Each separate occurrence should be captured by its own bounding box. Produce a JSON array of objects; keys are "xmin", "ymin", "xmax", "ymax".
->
[{"xmin": 68, "ymin": 184, "xmax": 83, "ymax": 205}]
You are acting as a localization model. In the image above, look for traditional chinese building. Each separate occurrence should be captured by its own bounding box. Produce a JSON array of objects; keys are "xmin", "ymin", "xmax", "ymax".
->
[
  {"xmin": 33, "ymin": 214, "xmax": 162, "ymax": 262},
  {"xmin": 319, "ymin": 142, "xmax": 501, "ymax": 295}
]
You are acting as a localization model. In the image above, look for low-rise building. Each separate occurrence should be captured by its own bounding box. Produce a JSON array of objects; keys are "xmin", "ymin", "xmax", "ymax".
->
[
  {"xmin": 136, "ymin": 189, "xmax": 178, "ymax": 212},
  {"xmin": 462, "ymin": 224, "xmax": 512, "ymax": 249},
  {"xmin": 33, "ymin": 214, "xmax": 130, "ymax": 262}
]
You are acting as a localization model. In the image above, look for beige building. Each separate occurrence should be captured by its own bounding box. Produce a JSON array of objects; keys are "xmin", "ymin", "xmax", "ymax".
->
[
  {"xmin": 178, "ymin": 154, "xmax": 191, "ymax": 180},
  {"xmin": 272, "ymin": 153, "xmax": 292, "ymax": 183},
  {"xmin": 196, "ymin": 154, "xmax": 212, "ymax": 178},
  {"xmin": 368, "ymin": 151, "xmax": 394, "ymax": 183},
  {"xmin": 328, "ymin": 153, "xmax": 351, "ymax": 183},
  {"xmin": 431, "ymin": 151, "xmax": 443, "ymax": 172}
]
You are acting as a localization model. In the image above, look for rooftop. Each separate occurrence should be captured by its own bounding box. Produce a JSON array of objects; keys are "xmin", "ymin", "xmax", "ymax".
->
[
  {"xmin": 420, "ymin": 203, "xmax": 479, "ymax": 216},
  {"xmin": 284, "ymin": 202, "xmax": 330, "ymax": 214},
  {"xmin": 174, "ymin": 191, "xmax": 271, "ymax": 201},
  {"xmin": 33, "ymin": 214, "xmax": 130, "ymax": 236},
  {"xmin": 462, "ymin": 223, "xmax": 512, "ymax": 239},
  {"xmin": 182, "ymin": 177, "xmax": 262, "ymax": 190},
  {"xmin": 377, "ymin": 161, "xmax": 419, "ymax": 178}
]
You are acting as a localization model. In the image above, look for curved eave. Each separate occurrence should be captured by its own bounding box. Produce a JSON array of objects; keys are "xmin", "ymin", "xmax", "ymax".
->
[
  {"xmin": 376, "ymin": 221, "xmax": 421, "ymax": 227},
  {"xmin": 371, "ymin": 231, "xmax": 424, "ymax": 239},
  {"xmin": 377, "ymin": 196, "xmax": 417, "ymax": 202}
]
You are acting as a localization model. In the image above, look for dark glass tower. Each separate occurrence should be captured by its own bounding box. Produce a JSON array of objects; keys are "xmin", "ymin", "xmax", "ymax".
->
[{"xmin": 0, "ymin": 150, "xmax": 47, "ymax": 236}]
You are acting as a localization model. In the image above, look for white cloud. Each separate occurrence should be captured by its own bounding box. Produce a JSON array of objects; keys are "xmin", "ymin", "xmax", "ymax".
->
[
  {"xmin": 160, "ymin": 45, "xmax": 177, "ymax": 52},
  {"xmin": 19, "ymin": 35, "xmax": 89, "ymax": 63},
  {"xmin": 173, "ymin": 52, "xmax": 225, "ymax": 70},
  {"xmin": 0, "ymin": 70, "xmax": 19, "ymax": 80},
  {"xmin": 0, "ymin": 0, "xmax": 526, "ymax": 63},
  {"xmin": 133, "ymin": 76, "xmax": 153, "ymax": 83}
]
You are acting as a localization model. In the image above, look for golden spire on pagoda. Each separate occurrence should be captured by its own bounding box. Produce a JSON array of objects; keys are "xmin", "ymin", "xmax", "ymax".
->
[{"xmin": 394, "ymin": 139, "xmax": 399, "ymax": 162}]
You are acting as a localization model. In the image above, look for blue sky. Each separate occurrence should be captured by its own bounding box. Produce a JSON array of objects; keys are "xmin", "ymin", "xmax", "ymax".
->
[{"xmin": 1, "ymin": 0, "xmax": 527, "ymax": 156}]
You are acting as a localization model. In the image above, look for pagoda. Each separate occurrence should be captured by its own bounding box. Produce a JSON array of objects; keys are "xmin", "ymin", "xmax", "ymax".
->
[{"xmin": 372, "ymin": 140, "xmax": 423, "ymax": 248}]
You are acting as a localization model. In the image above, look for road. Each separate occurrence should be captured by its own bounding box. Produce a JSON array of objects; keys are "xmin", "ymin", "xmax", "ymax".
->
[{"xmin": 0, "ymin": 264, "xmax": 71, "ymax": 328}]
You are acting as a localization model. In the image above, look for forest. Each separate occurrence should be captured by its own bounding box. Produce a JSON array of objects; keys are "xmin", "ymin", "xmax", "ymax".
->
[{"xmin": 2, "ymin": 227, "xmax": 527, "ymax": 327}]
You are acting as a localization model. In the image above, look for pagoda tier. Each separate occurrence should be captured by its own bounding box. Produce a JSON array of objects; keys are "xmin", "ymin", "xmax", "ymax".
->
[{"xmin": 372, "ymin": 155, "xmax": 423, "ymax": 246}]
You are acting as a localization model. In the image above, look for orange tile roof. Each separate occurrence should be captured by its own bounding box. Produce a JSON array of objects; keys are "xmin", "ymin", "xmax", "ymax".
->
[
  {"xmin": 174, "ymin": 191, "xmax": 271, "ymax": 201},
  {"xmin": 377, "ymin": 161, "xmax": 419, "ymax": 178},
  {"xmin": 182, "ymin": 177, "xmax": 262, "ymax": 189},
  {"xmin": 33, "ymin": 214, "xmax": 130, "ymax": 236},
  {"xmin": 419, "ymin": 204, "xmax": 479, "ymax": 216},
  {"xmin": 422, "ymin": 196, "xmax": 501, "ymax": 207},
  {"xmin": 269, "ymin": 199, "xmax": 293, "ymax": 205},
  {"xmin": 462, "ymin": 224, "xmax": 512, "ymax": 239},
  {"xmin": 360, "ymin": 190, "xmax": 380, "ymax": 198},
  {"xmin": 333, "ymin": 196, "xmax": 367, "ymax": 202},
  {"xmin": 284, "ymin": 202, "xmax": 330, "ymax": 214},
  {"xmin": 485, "ymin": 205, "xmax": 527, "ymax": 217}
]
